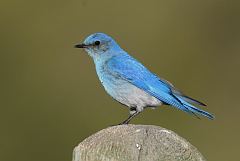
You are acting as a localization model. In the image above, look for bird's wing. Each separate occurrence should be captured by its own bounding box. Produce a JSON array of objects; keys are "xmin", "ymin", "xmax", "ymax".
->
[
  {"xmin": 106, "ymin": 53, "xmax": 214, "ymax": 119},
  {"xmin": 106, "ymin": 54, "xmax": 181, "ymax": 107}
]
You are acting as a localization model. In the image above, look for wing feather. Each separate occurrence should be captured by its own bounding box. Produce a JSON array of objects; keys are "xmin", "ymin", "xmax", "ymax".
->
[
  {"xmin": 106, "ymin": 54, "xmax": 181, "ymax": 106},
  {"xmin": 106, "ymin": 53, "xmax": 214, "ymax": 120}
]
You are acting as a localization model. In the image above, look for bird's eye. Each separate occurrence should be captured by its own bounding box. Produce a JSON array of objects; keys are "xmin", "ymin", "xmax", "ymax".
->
[{"xmin": 94, "ymin": 40, "xmax": 100, "ymax": 46}]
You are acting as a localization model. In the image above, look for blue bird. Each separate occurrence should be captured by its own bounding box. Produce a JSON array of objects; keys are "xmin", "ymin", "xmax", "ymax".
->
[{"xmin": 75, "ymin": 33, "xmax": 214, "ymax": 124}]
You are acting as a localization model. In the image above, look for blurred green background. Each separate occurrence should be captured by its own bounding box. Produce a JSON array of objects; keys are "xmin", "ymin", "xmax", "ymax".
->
[{"xmin": 1, "ymin": 0, "xmax": 239, "ymax": 161}]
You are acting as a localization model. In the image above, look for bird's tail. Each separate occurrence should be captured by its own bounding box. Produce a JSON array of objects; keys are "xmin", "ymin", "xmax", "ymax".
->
[{"xmin": 173, "ymin": 94, "xmax": 214, "ymax": 120}]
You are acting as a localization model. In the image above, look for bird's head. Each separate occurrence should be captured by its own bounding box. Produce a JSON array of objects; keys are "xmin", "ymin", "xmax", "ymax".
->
[{"xmin": 75, "ymin": 33, "xmax": 121, "ymax": 60}]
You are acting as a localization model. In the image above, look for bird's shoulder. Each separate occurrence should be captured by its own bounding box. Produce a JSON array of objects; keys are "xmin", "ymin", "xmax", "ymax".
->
[{"xmin": 106, "ymin": 53, "xmax": 152, "ymax": 79}]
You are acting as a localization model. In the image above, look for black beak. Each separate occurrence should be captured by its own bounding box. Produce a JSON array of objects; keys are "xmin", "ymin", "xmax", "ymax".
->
[{"xmin": 74, "ymin": 43, "xmax": 87, "ymax": 48}]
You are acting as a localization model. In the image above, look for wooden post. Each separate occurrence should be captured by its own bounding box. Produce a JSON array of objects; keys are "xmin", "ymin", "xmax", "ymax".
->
[{"xmin": 73, "ymin": 125, "xmax": 206, "ymax": 161}]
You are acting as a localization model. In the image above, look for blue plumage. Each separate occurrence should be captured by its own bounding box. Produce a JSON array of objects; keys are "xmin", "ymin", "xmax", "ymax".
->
[{"xmin": 75, "ymin": 33, "xmax": 214, "ymax": 124}]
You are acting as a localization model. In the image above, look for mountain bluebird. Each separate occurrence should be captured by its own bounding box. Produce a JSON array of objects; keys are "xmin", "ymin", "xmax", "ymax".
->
[{"xmin": 75, "ymin": 33, "xmax": 214, "ymax": 124}]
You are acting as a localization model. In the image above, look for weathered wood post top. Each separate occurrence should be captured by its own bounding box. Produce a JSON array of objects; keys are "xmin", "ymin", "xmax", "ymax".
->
[{"xmin": 73, "ymin": 125, "xmax": 206, "ymax": 161}]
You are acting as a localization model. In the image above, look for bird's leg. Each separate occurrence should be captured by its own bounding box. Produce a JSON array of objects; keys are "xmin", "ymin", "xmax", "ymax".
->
[{"xmin": 118, "ymin": 107, "xmax": 140, "ymax": 125}]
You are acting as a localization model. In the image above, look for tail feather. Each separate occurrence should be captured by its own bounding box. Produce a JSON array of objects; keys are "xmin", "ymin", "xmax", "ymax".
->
[
  {"xmin": 183, "ymin": 102, "xmax": 214, "ymax": 120},
  {"xmin": 174, "ymin": 94, "xmax": 214, "ymax": 120},
  {"xmin": 171, "ymin": 88, "xmax": 206, "ymax": 106},
  {"xmin": 177, "ymin": 95, "xmax": 206, "ymax": 106}
]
